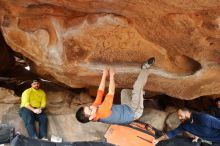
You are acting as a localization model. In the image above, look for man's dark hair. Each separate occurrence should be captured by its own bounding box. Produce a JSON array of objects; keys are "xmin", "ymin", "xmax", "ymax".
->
[
  {"xmin": 75, "ymin": 107, "xmax": 90, "ymax": 123},
  {"xmin": 32, "ymin": 79, "xmax": 41, "ymax": 83},
  {"xmin": 179, "ymin": 107, "xmax": 191, "ymax": 112}
]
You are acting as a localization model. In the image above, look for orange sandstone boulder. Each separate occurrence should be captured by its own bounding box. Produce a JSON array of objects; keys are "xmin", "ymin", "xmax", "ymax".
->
[{"xmin": 0, "ymin": 0, "xmax": 220, "ymax": 99}]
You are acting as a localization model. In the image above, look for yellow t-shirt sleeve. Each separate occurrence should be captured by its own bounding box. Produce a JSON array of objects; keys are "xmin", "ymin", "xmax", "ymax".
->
[
  {"xmin": 21, "ymin": 90, "xmax": 30, "ymax": 107},
  {"xmin": 40, "ymin": 91, "xmax": 46, "ymax": 108}
]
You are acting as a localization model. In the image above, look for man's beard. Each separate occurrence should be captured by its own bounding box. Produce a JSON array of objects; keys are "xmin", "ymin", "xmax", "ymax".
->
[
  {"xmin": 181, "ymin": 118, "xmax": 190, "ymax": 123},
  {"xmin": 34, "ymin": 86, "xmax": 40, "ymax": 90}
]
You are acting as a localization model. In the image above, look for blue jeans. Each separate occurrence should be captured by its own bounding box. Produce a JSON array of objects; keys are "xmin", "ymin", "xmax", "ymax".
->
[{"xmin": 19, "ymin": 107, "xmax": 48, "ymax": 138}]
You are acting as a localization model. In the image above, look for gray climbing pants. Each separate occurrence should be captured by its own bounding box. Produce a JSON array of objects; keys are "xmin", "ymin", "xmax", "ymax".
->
[{"xmin": 121, "ymin": 69, "xmax": 150, "ymax": 120}]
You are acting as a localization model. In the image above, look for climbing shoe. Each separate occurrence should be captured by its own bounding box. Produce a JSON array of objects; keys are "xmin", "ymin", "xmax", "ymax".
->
[{"xmin": 141, "ymin": 57, "xmax": 155, "ymax": 69}]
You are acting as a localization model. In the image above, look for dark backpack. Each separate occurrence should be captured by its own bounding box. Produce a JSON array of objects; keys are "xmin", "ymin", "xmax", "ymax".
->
[
  {"xmin": 0, "ymin": 124, "xmax": 15, "ymax": 144},
  {"xmin": 11, "ymin": 134, "xmax": 115, "ymax": 146}
]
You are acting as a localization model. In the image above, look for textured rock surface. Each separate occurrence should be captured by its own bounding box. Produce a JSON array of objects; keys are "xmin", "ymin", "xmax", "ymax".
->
[
  {"xmin": 1, "ymin": 104, "xmax": 109, "ymax": 142},
  {"xmin": 0, "ymin": 87, "xmax": 169, "ymax": 141},
  {"xmin": 0, "ymin": 0, "xmax": 220, "ymax": 99},
  {"xmin": 140, "ymin": 108, "xmax": 168, "ymax": 131},
  {"xmin": 166, "ymin": 112, "xmax": 180, "ymax": 131},
  {"xmin": 0, "ymin": 87, "xmax": 108, "ymax": 141},
  {"xmin": 0, "ymin": 86, "xmax": 214, "ymax": 141},
  {"xmin": 0, "ymin": 87, "xmax": 20, "ymax": 104}
]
